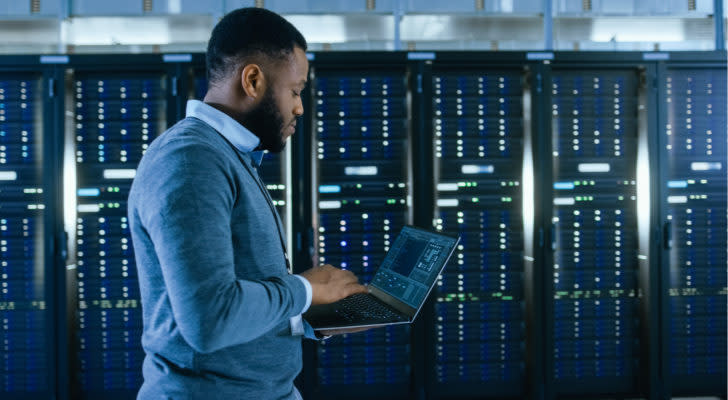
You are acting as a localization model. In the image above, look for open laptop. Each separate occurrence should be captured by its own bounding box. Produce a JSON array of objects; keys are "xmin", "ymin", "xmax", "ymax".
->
[{"xmin": 304, "ymin": 225, "xmax": 460, "ymax": 330}]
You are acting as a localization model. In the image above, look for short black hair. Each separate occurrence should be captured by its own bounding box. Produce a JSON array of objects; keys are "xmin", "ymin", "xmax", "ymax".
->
[{"xmin": 206, "ymin": 7, "xmax": 307, "ymax": 84}]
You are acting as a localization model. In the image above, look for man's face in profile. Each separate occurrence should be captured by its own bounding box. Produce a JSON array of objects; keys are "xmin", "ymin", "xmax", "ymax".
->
[{"xmin": 242, "ymin": 47, "xmax": 308, "ymax": 153}]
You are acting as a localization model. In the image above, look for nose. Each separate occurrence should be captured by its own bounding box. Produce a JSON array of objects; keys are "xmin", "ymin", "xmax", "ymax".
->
[{"xmin": 293, "ymin": 97, "xmax": 304, "ymax": 117}]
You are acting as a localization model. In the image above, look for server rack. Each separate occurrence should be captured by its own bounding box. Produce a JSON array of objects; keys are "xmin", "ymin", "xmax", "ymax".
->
[
  {"xmin": 423, "ymin": 52, "xmax": 541, "ymax": 399},
  {"xmin": 64, "ymin": 55, "xmax": 177, "ymax": 399},
  {"xmin": 0, "ymin": 51, "xmax": 724, "ymax": 400},
  {"xmin": 0, "ymin": 57, "xmax": 61, "ymax": 400},
  {"xmin": 306, "ymin": 53, "xmax": 414, "ymax": 399},
  {"xmin": 657, "ymin": 53, "xmax": 727, "ymax": 397},
  {"xmin": 544, "ymin": 55, "xmax": 655, "ymax": 399}
]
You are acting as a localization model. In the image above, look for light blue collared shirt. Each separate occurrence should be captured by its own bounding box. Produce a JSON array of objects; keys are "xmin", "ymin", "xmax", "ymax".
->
[{"xmin": 185, "ymin": 99, "xmax": 312, "ymax": 334}]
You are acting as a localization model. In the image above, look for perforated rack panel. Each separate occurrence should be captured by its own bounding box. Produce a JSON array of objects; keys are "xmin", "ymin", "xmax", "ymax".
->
[
  {"xmin": 312, "ymin": 70, "xmax": 412, "ymax": 396},
  {"xmin": 0, "ymin": 74, "xmax": 49, "ymax": 396},
  {"xmin": 550, "ymin": 70, "xmax": 641, "ymax": 392},
  {"xmin": 72, "ymin": 72, "xmax": 166, "ymax": 396},
  {"xmin": 663, "ymin": 67, "xmax": 727, "ymax": 390},
  {"xmin": 431, "ymin": 70, "xmax": 526, "ymax": 395}
]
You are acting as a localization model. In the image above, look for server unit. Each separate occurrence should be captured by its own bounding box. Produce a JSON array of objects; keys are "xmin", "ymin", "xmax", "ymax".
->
[
  {"xmin": 660, "ymin": 61, "xmax": 727, "ymax": 396},
  {"xmin": 548, "ymin": 65, "xmax": 645, "ymax": 396},
  {"xmin": 67, "ymin": 60, "xmax": 171, "ymax": 398},
  {"xmin": 309, "ymin": 56, "xmax": 413, "ymax": 398},
  {"xmin": 0, "ymin": 68, "xmax": 52, "ymax": 399},
  {"xmin": 428, "ymin": 61, "xmax": 529, "ymax": 398}
]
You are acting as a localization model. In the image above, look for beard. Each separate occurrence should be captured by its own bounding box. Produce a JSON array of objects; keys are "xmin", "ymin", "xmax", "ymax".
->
[{"xmin": 240, "ymin": 88, "xmax": 288, "ymax": 153}]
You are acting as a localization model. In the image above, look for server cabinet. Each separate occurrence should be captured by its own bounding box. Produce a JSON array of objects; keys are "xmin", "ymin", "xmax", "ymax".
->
[
  {"xmin": 65, "ymin": 56, "xmax": 177, "ymax": 399},
  {"xmin": 545, "ymin": 57, "xmax": 654, "ymax": 398},
  {"xmin": 658, "ymin": 55, "xmax": 727, "ymax": 397},
  {"xmin": 424, "ymin": 53, "xmax": 538, "ymax": 398},
  {"xmin": 0, "ymin": 58, "xmax": 59, "ymax": 400},
  {"xmin": 307, "ymin": 53, "xmax": 414, "ymax": 399}
]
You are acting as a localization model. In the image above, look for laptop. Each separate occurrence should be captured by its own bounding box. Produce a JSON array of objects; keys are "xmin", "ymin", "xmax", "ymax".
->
[{"xmin": 304, "ymin": 225, "xmax": 460, "ymax": 330}]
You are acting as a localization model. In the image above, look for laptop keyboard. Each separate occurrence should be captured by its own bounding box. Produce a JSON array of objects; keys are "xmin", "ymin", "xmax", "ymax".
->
[{"xmin": 335, "ymin": 294, "xmax": 404, "ymax": 322}]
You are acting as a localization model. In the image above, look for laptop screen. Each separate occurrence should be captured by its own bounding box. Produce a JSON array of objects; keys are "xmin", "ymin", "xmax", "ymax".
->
[{"xmin": 369, "ymin": 226, "xmax": 458, "ymax": 309}]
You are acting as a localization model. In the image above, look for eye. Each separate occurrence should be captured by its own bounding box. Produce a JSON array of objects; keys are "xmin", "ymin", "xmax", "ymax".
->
[{"xmin": 292, "ymin": 90, "xmax": 301, "ymax": 97}]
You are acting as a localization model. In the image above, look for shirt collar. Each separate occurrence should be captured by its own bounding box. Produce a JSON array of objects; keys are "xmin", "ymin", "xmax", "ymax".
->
[{"xmin": 185, "ymin": 99, "xmax": 265, "ymax": 165}]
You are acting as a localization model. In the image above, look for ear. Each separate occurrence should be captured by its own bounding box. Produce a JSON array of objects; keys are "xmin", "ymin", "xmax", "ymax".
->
[{"xmin": 240, "ymin": 63, "xmax": 267, "ymax": 99}]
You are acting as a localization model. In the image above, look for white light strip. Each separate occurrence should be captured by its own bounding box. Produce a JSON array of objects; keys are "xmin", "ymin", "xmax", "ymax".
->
[
  {"xmin": 667, "ymin": 195, "xmax": 688, "ymax": 204},
  {"xmin": 437, "ymin": 183, "xmax": 459, "ymax": 192},
  {"xmin": 103, "ymin": 169, "xmax": 136, "ymax": 179},
  {"xmin": 319, "ymin": 200, "xmax": 342, "ymax": 209},
  {"xmin": 554, "ymin": 197, "xmax": 575, "ymax": 206},
  {"xmin": 344, "ymin": 166, "xmax": 377, "ymax": 176},
  {"xmin": 77, "ymin": 204, "xmax": 100, "ymax": 213},
  {"xmin": 461, "ymin": 164, "xmax": 494, "ymax": 174},
  {"xmin": 578, "ymin": 163, "xmax": 610, "ymax": 173},
  {"xmin": 0, "ymin": 171, "xmax": 17, "ymax": 181},
  {"xmin": 436, "ymin": 199, "xmax": 459, "ymax": 207},
  {"xmin": 690, "ymin": 162, "xmax": 722, "ymax": 171}
]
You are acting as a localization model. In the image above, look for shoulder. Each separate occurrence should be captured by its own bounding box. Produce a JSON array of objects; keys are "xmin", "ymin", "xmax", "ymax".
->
[
  {"xmin": 141, "ymin": 117, "xmax": 237, "ymax": 166},
  {"xmin": 132, "ymin": 118, "xmax": 241, "ymax": 195}
]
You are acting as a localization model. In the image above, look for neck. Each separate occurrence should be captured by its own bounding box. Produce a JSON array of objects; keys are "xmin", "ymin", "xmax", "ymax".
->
[{"xmin": 203, "ymin": 85, "xmax": 252, "ymax": 126}]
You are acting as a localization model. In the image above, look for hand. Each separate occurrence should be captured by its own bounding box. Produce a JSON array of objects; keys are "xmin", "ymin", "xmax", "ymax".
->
[{"xmin": 300, "ymin": 264, "xmax": 368, "ymax": 305}]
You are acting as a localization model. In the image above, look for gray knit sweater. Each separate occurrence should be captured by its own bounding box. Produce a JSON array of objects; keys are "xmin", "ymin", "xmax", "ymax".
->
[{"xmin": 128, "ymin": 116, "xmax": 308, "ymax": 399}]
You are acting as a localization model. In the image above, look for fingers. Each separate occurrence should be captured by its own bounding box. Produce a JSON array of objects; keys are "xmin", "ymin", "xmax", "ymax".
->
[
  {"xmin": 344, "ymin": 282, "xmax": 368, "ymax": 297},
  {"xmin": 303, "ymin": 264, "xmax": 368, "ymax": 305}
]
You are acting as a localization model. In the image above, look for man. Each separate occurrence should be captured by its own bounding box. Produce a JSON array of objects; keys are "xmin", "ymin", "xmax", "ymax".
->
[{"xmin": 128, "ymin": 8, "xmax": 366, "ymax": 399}]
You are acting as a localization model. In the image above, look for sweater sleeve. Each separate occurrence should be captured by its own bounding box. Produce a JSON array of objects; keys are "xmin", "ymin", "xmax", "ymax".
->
[{"xmin": 136, "ymin": 137, "xmax": 308, "ymax": 353}]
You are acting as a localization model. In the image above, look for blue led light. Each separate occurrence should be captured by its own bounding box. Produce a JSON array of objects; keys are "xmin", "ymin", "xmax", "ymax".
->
[
  {"xmin": 77, "ymin": 188, "xmax": 101, "ymax": 197},
  {"xmin": 319, "ymin": 185, "xmax": 342, "ymax": 193},
  {"xmin": 667, "ymin": 180, "xmax": 688, "ymax": 188},
  {"xmin": 340, "ymin": 241, "xmax": 347, "ymax": 247},
  {"xmin": 554, "ymin": 182, "xmax": 575, "ymax": 190}
]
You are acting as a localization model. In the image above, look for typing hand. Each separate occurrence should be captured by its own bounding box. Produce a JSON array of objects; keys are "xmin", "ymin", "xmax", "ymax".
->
[{"xmin": 300, "ymin": 264, "xmax": 368, "ymax": 305}]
